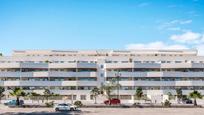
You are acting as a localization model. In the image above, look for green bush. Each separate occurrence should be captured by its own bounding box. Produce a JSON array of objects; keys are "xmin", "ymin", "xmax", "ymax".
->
[
  {"xmin": 74, "ymin": 101, "xmax": 83, "ymax": 107},
  {"xmin": 163, "ymin": 100, "xmax": 171, "ymax": 107},
  {"xmin": 45, "ymin": 101, "xmax": 54, "ymax": 107}
]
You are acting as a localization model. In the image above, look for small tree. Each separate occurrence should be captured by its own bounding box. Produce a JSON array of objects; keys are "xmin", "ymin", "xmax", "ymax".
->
[
  {"xmin": 134, "ymin": 87, "xmax": 143, "ymax": 103},
  {"xmin": 189, "ymin": 90, "xmax": 202, "ymax": 106},
  {"xmin": 176, "ymin": 88, "xmax": 183, "ymax": 104},
  {"xmin": 101, "ymin": 84, "xmax": 115, "ymax": 105},
  {"xmin": 10, "ymin": 88, "xmax": 26, "ymax": 106},
  {"xmin": 0, "ymin": 53, "xmax": 2, "ymax": 56},
  {"xmin": 45, "ymin": 60, "xmax": 52, "ymax": 63},
  {"xmin": 90, "ymin": 87, "xmax": 101, "ymax": 104},
  {"xmin": 167, "ymin": 92, "xmax": 175, "ymax": 101},
  {"xmin": 0, "ymin": 87, "xmax": 5, "ymax": 104},
  {"xmin": 29, "ymin": 92, "xmax": 41, "ymax": 104},
  {"xmin": 100, "ymin": 78, "xmax": 120, "ymax": 105},
  {"xmin": 163, "ymin": 99, "xmax": 171, "ymax": 107}
]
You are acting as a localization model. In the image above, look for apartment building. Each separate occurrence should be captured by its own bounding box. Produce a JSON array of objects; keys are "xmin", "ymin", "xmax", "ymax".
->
[{"xmin": 0, "ymin": 49, "xmax": 204, "ymax": 103}]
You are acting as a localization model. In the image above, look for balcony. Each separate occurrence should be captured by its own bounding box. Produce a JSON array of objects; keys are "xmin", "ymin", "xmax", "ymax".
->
[
  {"xmin": 51, "ymin": 90, "xmax": 91, "ymax": 95},
  {"xmin": 162, "ymin": 72, "xmax": 204, "ymax": 77},
  {"xmin": 20, "ymin": 63, "xmax": 48, "ymax": 68},
  {"xmin": 49, "ymin": 72, "xmax": 97, "ymax": 77},
  {"xmin": 161, "ymin": 63, "xmax": 192, "ymax": 68},
  {"xmin": 0, "ymin": 63, "xmax": 20, "ymax": 68},
  {"xmin": 0, "ymin": 72, "xmax": 48, "ymax": 77},
  {"xmin": 106, "ymin": 71, "xmax": 204, "ymax": 78},
  {"xmin": 105, "ymin": 63, "xmax": 204, "ymax": 69},
  {"xmin": 192, "ymin": 63, "xmax": 204, "ymax": 68},
  {"xmin": 118, "ymin": 81, "xmax": 204, "ymax": 86},
  {"xmin": 134, "ymin": 63, "xmax": 160, "ymax": 68},
  {"xmin": 1, "ymin": 81, "xmax": 98, "ymax": 86},
  {"xmin": 0, "ymin": 71, "xmax": 97, "ymax": 78},
  {"xmin": 106, "ymin": 71, "xmax": 162, "ymax": 77},
  {"xmin": 0, "ymin": 72, "xmax": 22, "ymax": 77},
  {"xmin": 0, "ymin": 62, "xmax": 97, "ymax": 69},
  {"xmin": 49, "ymin": 63, "xmax": 97, "ymax": 68},
  {"xmin": 105, "ymin": 63, "xmax": 134, "ymax": 68}
]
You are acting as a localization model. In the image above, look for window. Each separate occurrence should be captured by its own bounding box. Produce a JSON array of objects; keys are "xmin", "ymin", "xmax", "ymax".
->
[
  {"xmin": 175, "ymin": 61, "xmax": 182, "ymax": 63},
  {"xmin": 120, "ymin": 95, "xmax": 132, "ymax": 100},
  {"xmin": 100, "ymin": 73, "xmax": 104, "ymax": 77},
  {"xmin": 134, "ymin": 61, "xmax": 141, "ymax": 63},
  {"xmin": 122, "ymin": 61, "xmax": 128, "ymax": 63},
  {"xmin": 161, "ymin": 61, "xmax": 166, "ymax": 63},
  {"xmin": 100, "ymin": 65, "xmax": 104, "ymax": 69},
  {"xmin": 80, "ymin": 95, "xmax": 86, "ymax": 100}
]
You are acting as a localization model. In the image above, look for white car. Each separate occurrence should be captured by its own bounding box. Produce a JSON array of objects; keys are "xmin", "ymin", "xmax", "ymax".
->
[{"xmin": 54, "ymin": 103, "xmax": 77, "ymax": 111}]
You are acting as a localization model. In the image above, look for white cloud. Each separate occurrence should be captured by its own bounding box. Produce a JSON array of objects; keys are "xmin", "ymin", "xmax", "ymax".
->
[
  {"xmin": 167, "ymin": 27, "xmax": 181, "ymax": 31},
  {"xmin": 125, "ymin": 31, "xmax": 204, "ymax": 56},
  {"xmin": 168, "ymin": 20, "xmax": 192, "ymax": 25},
  {"xmin": 158, "ymin": 19, "xmax": 192, "ymax": 31},
  {"xmin": 179, "ymin": 20, "xmax": 192, "ymax": 24},
  {"xmin": 126, "ymin": 41, "xmax": 188, "ymax": 50},
  {"xmin": 170, "ymin": 31, "xmax": 202, "ymax": 43},
  {"xmin": 125, "ymin": 40, "xmax": 204, "ymax": 56}
]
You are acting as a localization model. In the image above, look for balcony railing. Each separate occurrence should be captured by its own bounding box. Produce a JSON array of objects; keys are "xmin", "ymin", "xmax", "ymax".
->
[
  {"xmin": 106, "ymin": 71, "xmax": 204, "ymax": 77},
  {"xmin": 0, "ymin": 71, "xmax": 97, "ymax": 77},
  {"xmin": 1, "ymin": 81, "xmax": 97, "ymax": 86}
]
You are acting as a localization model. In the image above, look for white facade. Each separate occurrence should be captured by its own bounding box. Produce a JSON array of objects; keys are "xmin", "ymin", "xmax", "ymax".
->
[{"xmin": 0, "ymin": 49, "xmax": 204, "ymax": 103}]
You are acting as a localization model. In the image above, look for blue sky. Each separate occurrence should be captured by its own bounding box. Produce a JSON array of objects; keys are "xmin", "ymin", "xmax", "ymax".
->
[{"xmin": 0, "ymin": 0, "xmax": 204, "ymax": 55}]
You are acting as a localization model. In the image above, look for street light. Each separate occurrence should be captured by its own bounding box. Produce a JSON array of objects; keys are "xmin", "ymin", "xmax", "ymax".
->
[{"xmin": 115, "ymin": 71, "xmax": 121, "ymax": 100}]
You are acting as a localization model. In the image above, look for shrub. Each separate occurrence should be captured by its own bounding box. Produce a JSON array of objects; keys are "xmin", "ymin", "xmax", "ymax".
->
[
  {"xmin": 163, "ymin": 100, "xmax": 171, "ymax": 107},
  {"xmin": 74, "ymin": 101, "xmax": 83, "ymax": 107},
  {"xmin": 45, "ymin": 101, "xmax": 54, "ymax": 107}
]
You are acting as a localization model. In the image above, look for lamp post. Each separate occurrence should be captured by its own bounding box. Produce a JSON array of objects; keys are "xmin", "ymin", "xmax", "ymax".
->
[{"xmin": 115, "ymin": 71, "xmax": 121, "ymax": 100}]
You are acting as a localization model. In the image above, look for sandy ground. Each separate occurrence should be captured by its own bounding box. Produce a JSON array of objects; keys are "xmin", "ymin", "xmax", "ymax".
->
[{"xmin": 0, "ymin": 107, "xmax": 204, "ymax": 115}]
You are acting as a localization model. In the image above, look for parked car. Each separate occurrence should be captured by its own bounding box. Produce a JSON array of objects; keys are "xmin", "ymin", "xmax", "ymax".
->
[
  {"xmin": 104, "ymin": 98, "xmax": 120, "ymax": 105},
  {"xmin": 54, "ymin": 103, "xmax": 77, "ymax": 111},
  {"xmin": 4, "ymin": 100, "xmax": 24, "ymax": 106},
  {"xmin": 183, "ymin": 99, "xmax": 193, "ymax": 104}
]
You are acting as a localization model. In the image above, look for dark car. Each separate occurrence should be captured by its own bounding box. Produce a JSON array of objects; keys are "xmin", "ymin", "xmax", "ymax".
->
[
  {"xmin": 104, "ymin": 98, "xmax": 120, "ymax": 105},
  {"xmin": 184, "ymin": 100, "xmax": 193, "ymax": 104}
]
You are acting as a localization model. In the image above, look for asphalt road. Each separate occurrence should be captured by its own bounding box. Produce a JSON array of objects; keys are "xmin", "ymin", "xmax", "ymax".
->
[
  {"xmin": 2, "ymin": 111, "xmax": 83, "ymax": 115},
  {"xmin": 1, "ymin": 108, "xmax": 204, "ymax": 115}
]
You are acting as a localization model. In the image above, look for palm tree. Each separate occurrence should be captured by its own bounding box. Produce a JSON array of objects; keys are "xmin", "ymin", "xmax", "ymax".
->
[
  {"xmin": 0, "ymin": 87, "xmax": 5, "ymax": 104},
  {"xmin": 10, "ymin": 88, "xmax": 26, "ymax": 106},
  {"xmin": 100, "ymin": 84, "xmax": 115, "ymax": 105},
  {"xmin": 176, "ymin": 88, "xmax": 183, "ymax": 104},
  {"xmin": 134, "ymin": 87, "xmax": 143, "ymax": 103},
  {"xmin": 189, "ymin": 90, "xmax": 202, "ymax": 106},
  {"xmin": 90, "ymin": 87, "xmax": 101, "ymax": 104},
  {"xmin": 43, "ymin": 89, "xmax": 53, "ymax": 103}
]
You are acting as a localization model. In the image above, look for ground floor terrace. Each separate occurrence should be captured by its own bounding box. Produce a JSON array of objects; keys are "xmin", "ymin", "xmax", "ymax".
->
[{"xmin": 2, "ymin": 89, "xmax": 204, "ymax": 105}]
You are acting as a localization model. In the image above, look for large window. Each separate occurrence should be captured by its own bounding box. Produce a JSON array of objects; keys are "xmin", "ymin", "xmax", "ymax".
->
[{"xmin": 80, "ymin": 95, "xmax": 86, "ymax": 100}]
